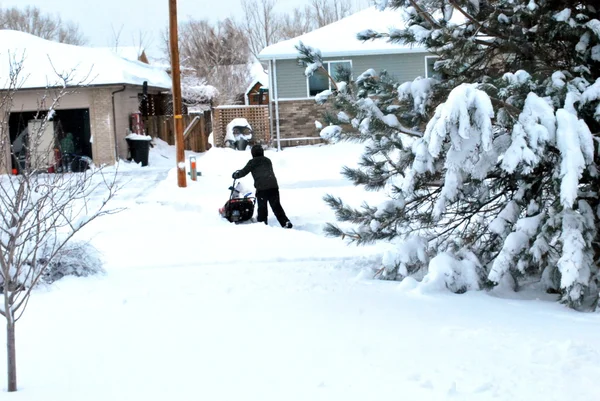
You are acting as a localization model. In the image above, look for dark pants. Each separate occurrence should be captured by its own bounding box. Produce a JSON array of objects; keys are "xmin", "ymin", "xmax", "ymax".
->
[{"xmin": 256, "ymin": 188, "xmax": 289, "ymax": 227}]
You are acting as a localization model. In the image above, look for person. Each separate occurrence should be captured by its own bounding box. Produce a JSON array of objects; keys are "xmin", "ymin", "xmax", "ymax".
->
[
  {"xmin": 232, "ymin": 144, "xmax": 293, "ymax": 228},
  {"xmin": 60, "ymin": 132, "xmax": 75, "ymax": 172}
]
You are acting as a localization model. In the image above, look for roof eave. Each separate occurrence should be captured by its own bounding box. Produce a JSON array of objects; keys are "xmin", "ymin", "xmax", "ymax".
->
[
  {"xmin": 258, "ymin": 47, "xmax": 430, "ymax": 60},
  {"xmin": 0, "ymin": 82, "xmax": 172, "ymax": 92}
]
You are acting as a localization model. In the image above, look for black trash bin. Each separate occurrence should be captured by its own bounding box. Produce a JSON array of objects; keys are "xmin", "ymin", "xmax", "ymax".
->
[{"xmin": 126, "ymin": 137, "xmax": 151, "ymax": 166}]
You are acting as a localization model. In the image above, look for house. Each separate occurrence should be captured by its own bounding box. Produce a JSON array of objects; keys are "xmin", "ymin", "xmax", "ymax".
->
[
  {"xmin": 258, "ymin": 6, "xmax": 440, "ymax": 149},
  {"xmin": 245, "ymin": 62, "xmax": 269, "ymax": 106},
  {"xmin": 245, "ymin": 79, "xmax": 269, "ymax": 106},
  {"xmin": 0, "ymin": 30, "xmax": 172, "ymax": 172}
]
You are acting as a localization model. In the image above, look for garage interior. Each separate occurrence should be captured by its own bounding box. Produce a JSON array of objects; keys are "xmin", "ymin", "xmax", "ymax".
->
[{"xmin": 9, "ymin": 108, "xmax": 92, "ymax": 173}]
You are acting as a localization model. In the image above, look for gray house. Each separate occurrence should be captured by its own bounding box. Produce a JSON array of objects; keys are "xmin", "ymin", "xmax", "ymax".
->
[{"xmin": 258, "ymin": 6, "xmax": 438, "ymax": 149}]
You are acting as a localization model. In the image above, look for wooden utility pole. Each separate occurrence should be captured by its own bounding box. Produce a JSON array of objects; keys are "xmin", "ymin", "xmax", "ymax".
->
[{"xmin": 169, "ymin": 0, "xmax": 187, "ymax": 187}]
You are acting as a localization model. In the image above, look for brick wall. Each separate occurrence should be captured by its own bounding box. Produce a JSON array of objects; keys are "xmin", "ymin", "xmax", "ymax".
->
[
  {"xmin": 89, "ymin": 88, "xmax": 116, "ymax": 165},
  {"xmin": 272, "ymin": 99, "xmax": 326, "ymax": 148}
]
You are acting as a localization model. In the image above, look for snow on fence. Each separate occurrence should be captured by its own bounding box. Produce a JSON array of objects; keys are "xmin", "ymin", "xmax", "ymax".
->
[
  {"xmin": 143, "ymin": 111, "xmax": 212, "ymax": 153},
  {"xmin": 213, "ymin": 105, "xmax": 270, "ymax": 147}
]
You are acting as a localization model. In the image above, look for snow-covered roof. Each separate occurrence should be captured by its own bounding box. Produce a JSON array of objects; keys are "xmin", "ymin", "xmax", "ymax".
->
[
  {"xmin": 0, "ymin": 30, "xmax": 172, "ymax": 90},
  {"xmin": 245, "ymin": 62, "xmax": 269, "ymax": 95},
  {"xmin": 258, "ymin": 7, "xmax": 429, "ymax": 60},
  {"xmin": 93, "ymin": 46, "xmax": 146, "ymax": 62}
]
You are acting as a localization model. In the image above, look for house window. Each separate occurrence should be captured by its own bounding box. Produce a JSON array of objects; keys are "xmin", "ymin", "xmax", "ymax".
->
[
  {"xmin": 307, "ymin": 60, "xmax": 352, "ymax": 96},
  {"xmin": 425, "ymin": 56, "xmax": 441, "ymax": 79}
]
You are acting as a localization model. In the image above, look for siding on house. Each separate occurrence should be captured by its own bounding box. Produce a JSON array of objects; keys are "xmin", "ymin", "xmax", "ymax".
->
[
  {"xmin": 274, "ymin": 59, "xmax": 309, "ymax": 99},
  {"xmin": 113, "ymin": 86, "xmax": 165, "ymax": 161},
  {"xmin": 273, "ymin": 53, "xmax": 431, "ymax": 99},
  {"xmin": 113, "ymin": 87, "xmax": 143, "ymax": 161},
  {"xmin": 9, "ymin": 89, "xmax": 92, "ymax": 111}
]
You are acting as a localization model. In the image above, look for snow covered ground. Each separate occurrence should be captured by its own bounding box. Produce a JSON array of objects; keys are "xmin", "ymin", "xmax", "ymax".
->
[{"xmin": 2, "ymin": 140, "xmax": 600, "ymax": 400}]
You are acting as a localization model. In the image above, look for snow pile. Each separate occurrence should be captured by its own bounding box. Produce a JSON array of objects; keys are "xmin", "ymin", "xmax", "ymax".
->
[
  {"xmin": 0, "ymin": 30, "xmax": 171, "ymax": 90},
  {"xmin": 320, "ymin": 125, "xmax": 343, "ymax": 142},
  {"xmin": 125, "ymin": 133, "xmax": 152, "ymax": 141},
  {"xmin": 418, "ymin": 252, "xmax": 483, "ymax": 294}
]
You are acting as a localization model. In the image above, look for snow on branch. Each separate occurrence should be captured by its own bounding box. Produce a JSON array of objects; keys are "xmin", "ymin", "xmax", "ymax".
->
[
  {"xmin": 413, "ymin": 84, "xmax": 495, "ymax": 218},
  {"xmin": 557, "ymin": 202, "xmax": 596, "ymax": 306},
  {"xmin": 501, "ymin": 93, "xmax": 556, "ymax": 174},
  {"xmin": 424, "ymin": 83, "xmax": 494, "ymax": 159},
  {"xmin": 556, "ymin": 108, "xmax": 594, "ymax": 208}
]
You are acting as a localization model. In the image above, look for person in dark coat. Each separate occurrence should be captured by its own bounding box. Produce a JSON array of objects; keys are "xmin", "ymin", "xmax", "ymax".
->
[{"xmin": 232, "ymin": 145, "xmax": 293, "ymax": 228}]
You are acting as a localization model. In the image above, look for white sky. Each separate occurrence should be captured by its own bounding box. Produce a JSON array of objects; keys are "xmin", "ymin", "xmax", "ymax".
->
[{"xmin": 0, "ymin": 0, "xmax": 330, "ymax": 60}]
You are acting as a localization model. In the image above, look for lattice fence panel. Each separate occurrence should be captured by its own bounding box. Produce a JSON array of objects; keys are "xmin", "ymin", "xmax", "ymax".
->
[{"xmin": 213, "ymin": 105, "xmax": 270, "ymax": 147}]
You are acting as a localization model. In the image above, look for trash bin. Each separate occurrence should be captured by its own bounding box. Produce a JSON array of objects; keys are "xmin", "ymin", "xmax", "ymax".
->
[{"xmin": 126, "ymin": 135, "xmax": 151, "ymax": 166}]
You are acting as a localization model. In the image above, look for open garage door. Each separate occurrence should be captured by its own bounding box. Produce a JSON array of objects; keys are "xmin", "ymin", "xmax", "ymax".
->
[{"xmin": 9, "ymin": 108, "xmax": 92, "ymax": 173}]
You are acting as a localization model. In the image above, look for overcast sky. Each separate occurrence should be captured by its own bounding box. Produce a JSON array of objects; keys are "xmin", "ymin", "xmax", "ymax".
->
[{"xmin": 0, "ymin": 0, "xmax": 325, "ymax": 59}]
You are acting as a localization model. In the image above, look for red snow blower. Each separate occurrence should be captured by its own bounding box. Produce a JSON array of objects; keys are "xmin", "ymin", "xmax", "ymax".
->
[{"xmin": 219, "ymin": 178, "xmax": 256, "ymax": 223}]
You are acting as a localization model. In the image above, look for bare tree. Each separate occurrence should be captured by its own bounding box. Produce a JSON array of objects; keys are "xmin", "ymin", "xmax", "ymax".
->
[
  {"xmin": 240, "ymin": 0, "xmax": 355, "ymax": 56},
  {"xmin": 0, "ymin": 5, "xmax": 87, "ymax": 45},
  {"xmin": 178, "ymin": 18, "xmax": 249, "ymax": 71},
  {"xmin": 163, "ymin": 18, "xmax": 251, "ymax": 104},
  {"xmin": 240, "ymin": 0, "xmax": 281, "ymax": 59},
  {"xmin": 310, "ymin": 0, "xmax": 353, "ymax": 28},
  {"xmin": 109, "ymin": 23, "xmax": 125, "ymax": 50},
  {"xmin": 131, "ymin": 30, "xmax": 152, "ymax": 60},
  {"xmin": 0, "ymin": 58, "xmax": 119, "ymax": 392},
  {"xmin": 280, "ymin": 6, "xmax": 314, "ymax": 39}
]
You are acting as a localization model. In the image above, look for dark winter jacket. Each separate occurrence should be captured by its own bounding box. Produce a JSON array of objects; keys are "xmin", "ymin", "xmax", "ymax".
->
[{"xmin": 233, "ymin": 155, "xmax": 279, "ymax": 191}]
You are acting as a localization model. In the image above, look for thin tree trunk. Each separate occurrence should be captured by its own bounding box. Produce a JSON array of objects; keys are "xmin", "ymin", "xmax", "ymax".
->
[{"xmin": 6, "ymin": 317, "xmax": 17, "ymax": 392}]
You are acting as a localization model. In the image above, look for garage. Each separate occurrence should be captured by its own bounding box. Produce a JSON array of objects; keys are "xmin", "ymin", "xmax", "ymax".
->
[{"xmin": 9, "ymin": 108, "xmax": 92, "ymax": 173}]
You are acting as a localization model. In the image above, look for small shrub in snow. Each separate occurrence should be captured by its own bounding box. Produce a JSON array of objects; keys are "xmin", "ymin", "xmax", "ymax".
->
[{"xmin": 41, "ymin": 241, "xmax": 104, "ymax": 285}]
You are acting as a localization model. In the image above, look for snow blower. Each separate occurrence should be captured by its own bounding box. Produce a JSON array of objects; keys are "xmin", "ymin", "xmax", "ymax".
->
[{"xmin": 219, "ymin": 178, "xmax": 256, "ymax": 223}]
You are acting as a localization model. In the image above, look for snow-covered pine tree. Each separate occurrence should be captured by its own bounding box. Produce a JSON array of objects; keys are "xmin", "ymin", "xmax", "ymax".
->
[{"xmin": 299, "ymin": 0, "xmax": 600, "ymax": 309}]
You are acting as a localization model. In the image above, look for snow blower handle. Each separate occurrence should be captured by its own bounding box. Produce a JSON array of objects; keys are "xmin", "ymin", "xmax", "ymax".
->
[{"xmin": 228, "ymin": 177, "xmax": 240, "ymax": 201}]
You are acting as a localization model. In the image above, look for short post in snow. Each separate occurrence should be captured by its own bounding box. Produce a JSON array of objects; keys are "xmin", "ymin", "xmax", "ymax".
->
[{"xmin": 189, "ymin": 156, "xmax": 197, "ymax": 181}]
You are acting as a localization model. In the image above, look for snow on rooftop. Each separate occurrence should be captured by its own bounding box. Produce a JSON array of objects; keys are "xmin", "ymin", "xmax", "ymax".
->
[
  {"xmin": 0, "ymin": 30, "xmax": 172, "ymax": 90},
  {"xmin": 250, "ymin": 61, "xmax": 269, "ymax": 88},
  {"xmin": 259, "ymin": 7, "xmax": 429, "ymax": 60},
  {"xmin": 244, "ymin": 61, "xmax": 269, "ymax": 97},
  {"xmin": 93, "ymin": 46, "xmax": 145, "ymax": 62}
]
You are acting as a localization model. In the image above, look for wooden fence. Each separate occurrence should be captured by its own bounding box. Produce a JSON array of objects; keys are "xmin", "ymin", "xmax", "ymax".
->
[
  {"xmin": 143, "ymin": 111, "xmax": 212, "ymax": 153},
  {"xmin": 213, "ymin": 105, "xmax": 270, "ymax": 147}
]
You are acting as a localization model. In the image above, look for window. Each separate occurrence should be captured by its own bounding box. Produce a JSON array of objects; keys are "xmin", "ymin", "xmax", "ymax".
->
[
  {"xmin": 425, "ymin": 56, "xmax": 441, "ymax": 79},
  {"xmin": 307, "ymin": 60, "xmax": 352, "ymax": 96}
]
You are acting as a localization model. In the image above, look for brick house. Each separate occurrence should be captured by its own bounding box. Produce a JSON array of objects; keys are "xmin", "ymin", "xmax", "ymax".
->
[
  {"xmin": 258, "ymin": 6, "xmax": 440, "ymax": 149},
  {"xmin": 0, "ymin": 30, "xmax": 172, "ymax": 172}
]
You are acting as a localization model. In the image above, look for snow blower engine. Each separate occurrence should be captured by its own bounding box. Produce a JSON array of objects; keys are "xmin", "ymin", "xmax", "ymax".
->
[{"xmin": 219, "ymin": 178, "xmax": 256, "ymax": 223}]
